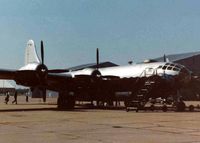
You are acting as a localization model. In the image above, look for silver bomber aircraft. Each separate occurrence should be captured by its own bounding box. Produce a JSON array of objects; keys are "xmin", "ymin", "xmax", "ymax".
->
[{"xmin": 0, "ymin": 40, "xmax": 191, "ymax": 110}]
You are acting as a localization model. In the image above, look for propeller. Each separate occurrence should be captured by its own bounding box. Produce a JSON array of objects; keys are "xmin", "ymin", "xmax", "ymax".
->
[
  {"xmin": 91, "ymin": 48, "xmax": 101, "ymax": 77},
  {"xmin": 74, "ymin": 48, "xmax": 119, "ymax": 80},
  {"xmin": 37, "ymin": 41, "xmax": 70, "ymax": 102},
  {"xmin": 37, "ymin": 41, "xmax": 69, "ymax": 75},
  {"xmin": 41, "ymin": 41, "xmax": 44, "ymax": 65},
  {"xmin": 15, "ymin": 40, "xmax": 71, "ymax": 101},
  {"xmin": 96, "ymin": 48, "xmax": 99, "ymax": 69},
  {"xmin": 35, "ymin": 41, "xmax": 48, "ymax": 80},
  {"xmin": 92, "ymin": 48, "xmax": 119, "ymax": 79},
  {"xmin": 164, "ymin": 54, "xmax": 166, "ymax": 62},
  {"xmin": 75, "ymin": 48, "xmax": 101, "ymax": 79}
]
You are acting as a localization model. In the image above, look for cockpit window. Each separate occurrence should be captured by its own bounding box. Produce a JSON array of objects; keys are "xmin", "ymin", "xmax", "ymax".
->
[
  {"xmin": 162, "ymin": 66, "xmax": 167, "ymax": 70},
  {"xmin": 157, "ymin": 65, "xmax": 162, "ymax": 69},
  {"xmin": 167, "ymin": 66, "xmax": 172, "ymax": 70},
  {"xmin": 170, "ymin": 64, "xmax": 175, "ymax": 67},
  {"xmin": 165, "ymin": 63, "xmax": 170, "ymax": 66},
  {"xmin": 175, "ymin": 65, "xmax": 181, "ymax": 69},
  {"xmin": 173, "ymin": 68, "xmax": 179, "ymax": 71}
]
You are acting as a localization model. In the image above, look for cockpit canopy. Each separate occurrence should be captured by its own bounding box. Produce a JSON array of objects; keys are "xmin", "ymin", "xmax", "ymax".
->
[
  {"xmin": 157, "ymin": 62, "xmax": 191, "ymax": 79},
  {"xmin": 157, "ymin": 63, "xmax": 183, "ymax": 72}
]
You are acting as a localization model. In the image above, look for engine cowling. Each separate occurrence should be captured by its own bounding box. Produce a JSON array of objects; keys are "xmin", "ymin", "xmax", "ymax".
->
[
  {"xmin": 36, "ymin": 64, "xmax": 48, "ymax": 81},
  {"xmin": 15, "ymin": 63, "xmax": 48, "ymax": 87},
  {"xmin": 91, "ymin": 69, "xmax": 101, "ymax": 78}
]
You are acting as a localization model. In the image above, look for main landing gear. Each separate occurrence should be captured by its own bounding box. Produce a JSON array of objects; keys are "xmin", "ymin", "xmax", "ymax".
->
[
  {"xmin": 57, "ymin": 91, "xmax": 75, "ymax": 110},
  {"xmin": 173, "ymin": 101, "xmax": 186, "ymax": 112},
  {"xmin": 125, "ymin": 98, "xmax": 188, "ymax": 112}
]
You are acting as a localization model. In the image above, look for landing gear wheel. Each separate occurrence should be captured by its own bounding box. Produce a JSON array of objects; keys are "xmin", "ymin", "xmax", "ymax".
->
[
  {"xmin": 124, "ymin": 100, "xmax": 130, "ymax": 107},
  {"xmin": 162, "ymin": 105, "xmax": 168, "ymax": 112},
  {"xmin": 106, "ymin": 100, "xmax": 113, "ymax": 107},
  {"xmin": 175, "ymin": 101, "xmax": 186, "ymax": 112},
  {"xmin": 66, "ymin": 96, "xmax": 75, "ymax": 109},
  {"xmin": 150, "ymin": 104, "xmax": 155, "ymax": 111},
  {"xmin": 57, "ymin": 91, "xmax": 75, "ymax": 110},
  {"xmin": 57, "ymin": 95, "xmax": 65, "ymax": 109},
  {"xmin": 189, "ymin": 105, "xmax": 194, "ymax": 112}
]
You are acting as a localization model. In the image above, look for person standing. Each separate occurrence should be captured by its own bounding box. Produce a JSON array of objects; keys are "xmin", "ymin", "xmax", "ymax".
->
[
  {"xmin": 12, "ymin": 91, "xmax": 17, "ymax": 104},
  {"xmin": 26, "ymin": 92, "xmax": 29, "ymax": 102},
  {"xmin": 4, "ymin": 92, "xmax": 10, "ymax": 104}
]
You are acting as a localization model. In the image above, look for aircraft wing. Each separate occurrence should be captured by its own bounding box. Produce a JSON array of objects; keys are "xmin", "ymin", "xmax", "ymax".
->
[
  {"xmin": 0, "ymin": 69, "xmax": 106, "ymax": 92},
  {"xmin": 45, "ymin": 73, "xmax": 73, "ymax": 91},
  {"xmin": 0, "ymin": 69, "xmax": 74, "ymax": 91},
  {"xmin": 0, "ymin": 69, "xmax": 16, "ymax": 79},
  {"xmin": 69, "ymin": 62, "xmax": 118, "ymax": 71},
  {"xmin": 0, "ymin": 68, "xmax": 74, "ymax": 91}
]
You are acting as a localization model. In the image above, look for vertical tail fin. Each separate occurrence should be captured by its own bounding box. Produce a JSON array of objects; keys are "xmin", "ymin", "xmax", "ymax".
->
[{"xmin": 25, "ymin": 40, "xmax": 40, "ymax": 65}]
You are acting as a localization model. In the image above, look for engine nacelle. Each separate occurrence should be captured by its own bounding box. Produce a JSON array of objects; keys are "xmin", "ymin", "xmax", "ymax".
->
[{"xmin": 15, "ymin": 64, "xmax": 48, "ymax": 87}]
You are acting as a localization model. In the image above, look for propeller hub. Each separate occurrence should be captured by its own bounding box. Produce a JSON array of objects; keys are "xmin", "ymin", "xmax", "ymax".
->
[
  {"xmin": 36, "ymin": 64, "xmax": 48, "ymax": 79},
  {"xmin": 91, "ymin": 69, "xmax": 101, "ymax": 78}
]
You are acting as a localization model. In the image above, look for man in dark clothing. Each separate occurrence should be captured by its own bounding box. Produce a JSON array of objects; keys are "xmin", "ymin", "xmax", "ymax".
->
[
  {"xmin": 5, "ymin": 92, "xmax": 10, "ymax": 104},
  {"xmin": 26, "ymin": 93, "xmax": 29, "ymax": 102},
  {"xmin": 12, "ymin": 91, "xmax": 17, "ymax": 104}
]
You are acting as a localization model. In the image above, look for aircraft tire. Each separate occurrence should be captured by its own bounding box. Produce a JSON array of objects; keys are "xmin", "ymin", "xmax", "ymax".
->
[
  {"xmin": 150, "ymin": 104, "xmax": 155, "ymax": 111},
  {"xmin": 66, "ymin": 96, "xmax": 75, "ymax": 109},
  {"xmin": 57, "ymin": 95, "xmax": 64, "ymax": 109},
  {"xmin": 189, "ymin": 105, "xmax": 194, "ymax": 112},
  {"xmin": 107, "ymin": 100, "xmax": 113, "ymax": 106},
  {"xmin": 162, "ymin": 105, "xmax": 168, "ymax": 112},
  {"xmin": 124, "ymin": 101, "xmax": 129, "ymax": 107},
  {"xmin": 176, "ymin": 101, "xmax": 186, "ymax": 112},
  {"xmin": 57, "ymin": 92, "xmax": 75, "ymax": 110}
]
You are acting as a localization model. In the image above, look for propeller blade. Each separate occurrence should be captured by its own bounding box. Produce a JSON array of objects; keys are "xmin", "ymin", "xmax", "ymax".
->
[
  {"xmin": 164, "ymin": 54, "xmax": 166, "ymax": 62},
  {"xmin": 96, "ymin": 48, "xmax": 99, "ymax": 69},
  {"xmin": 41, "ymin": 41, "xmax": 44, "ymax": 65}
]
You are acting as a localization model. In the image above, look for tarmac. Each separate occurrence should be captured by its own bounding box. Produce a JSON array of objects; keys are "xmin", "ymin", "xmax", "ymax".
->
[{"xmin": 0, "ymin": 96, "xmax": 200, "ymax": 143}]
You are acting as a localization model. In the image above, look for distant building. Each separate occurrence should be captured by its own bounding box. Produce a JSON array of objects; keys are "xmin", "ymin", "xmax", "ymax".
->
[{"xmin": 0, "ymin": 80, "xmax": 15, "ymax": 95}]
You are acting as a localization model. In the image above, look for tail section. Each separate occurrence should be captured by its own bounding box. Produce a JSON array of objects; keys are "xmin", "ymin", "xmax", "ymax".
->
[{"xmin": 25, "ymin": 40, "xmax": 40, "ymax": 65}]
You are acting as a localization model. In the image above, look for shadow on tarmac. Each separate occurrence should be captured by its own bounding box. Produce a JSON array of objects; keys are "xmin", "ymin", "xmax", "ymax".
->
[
  {"xmin": 0, "ymin": 108, "xmax": 57, "ymax": 112},
  {"xmin": 0, "ymin": 104, "xmax": 126, "ymax": 112},
  {"xmin": 0, "ymin": 103, "xmax": 200, "ymax": 113}
]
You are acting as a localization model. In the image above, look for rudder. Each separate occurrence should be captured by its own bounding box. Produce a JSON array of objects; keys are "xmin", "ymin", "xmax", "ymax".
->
[{"xmin": 25, "ymin": 40, "xmax": 40, "ymax": 65}]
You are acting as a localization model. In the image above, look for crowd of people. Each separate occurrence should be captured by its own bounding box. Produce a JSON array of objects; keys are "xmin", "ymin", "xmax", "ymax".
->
[{"xmin": 4, "ymin": 91, "xmax": 29, "ymax": 104}]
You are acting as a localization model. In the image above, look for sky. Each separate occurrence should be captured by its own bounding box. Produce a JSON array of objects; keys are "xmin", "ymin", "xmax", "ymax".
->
[{"xmin": 0, "ymin": 0, "xmax": 200, "ymax": 69}]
